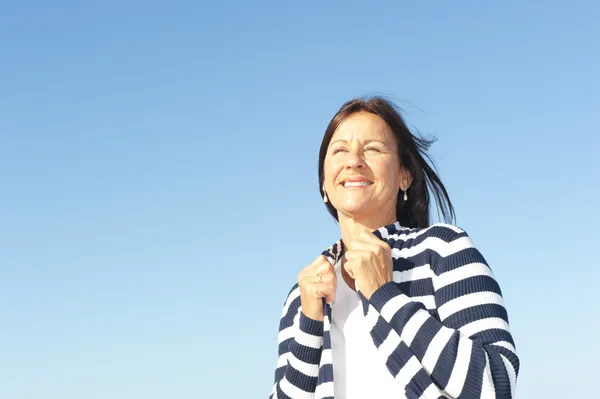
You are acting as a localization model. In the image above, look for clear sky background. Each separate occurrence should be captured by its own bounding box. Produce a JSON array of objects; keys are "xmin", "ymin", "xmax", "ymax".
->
[{"xmin": 1, "ymin": 1, "xmax": 599, "ymax": 398}]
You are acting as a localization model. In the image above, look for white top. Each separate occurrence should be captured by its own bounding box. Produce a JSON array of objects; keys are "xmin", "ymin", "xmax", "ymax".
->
[{"xmin": 330, "ymin": 260, "xmax": 406, "ymax": 398}]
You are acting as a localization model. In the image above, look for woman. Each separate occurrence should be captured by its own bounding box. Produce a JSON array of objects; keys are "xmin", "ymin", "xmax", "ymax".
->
[{"xmin": 270, "ymin": 97, "xmax": 519, "ymax": 399}]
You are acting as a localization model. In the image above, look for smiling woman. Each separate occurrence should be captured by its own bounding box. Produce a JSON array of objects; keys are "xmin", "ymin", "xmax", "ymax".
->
[
  {"xmin": 318, "ymin": 99, "xmax": 453, "ymax": 230},
  {"xmin": 322, "ymin": 112, "xmax": 407, "ymax": 226},
  {"xmin": 269, "ymin": 97, "xmax": 519, "ymax": 399}
]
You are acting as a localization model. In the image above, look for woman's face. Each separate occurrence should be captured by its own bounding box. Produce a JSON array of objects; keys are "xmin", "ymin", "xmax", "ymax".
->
[{"xmin": 323, "ymin": 112, "xmax": 408, "ymax": 222}]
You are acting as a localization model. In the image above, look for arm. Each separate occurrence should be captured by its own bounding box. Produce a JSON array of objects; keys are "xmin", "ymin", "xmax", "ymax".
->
[
  {"xmin": 270, "ymin": 285, "xmax": 324, "ymax": 399},
  {"xmin": 363, "ymin": 226, "xmax": 519, "ymax": 398}
]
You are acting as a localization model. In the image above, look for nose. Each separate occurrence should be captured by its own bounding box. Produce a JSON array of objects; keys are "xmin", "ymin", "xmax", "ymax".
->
[{"xmin": 344, "ymin": 150, "xmax": 365, "ymax": 169}]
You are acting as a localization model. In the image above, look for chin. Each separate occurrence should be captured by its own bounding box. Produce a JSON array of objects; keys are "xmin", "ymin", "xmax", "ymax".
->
[{"xmin": 337, "ymin": 205, "xmax": 376, "ymax": 220}]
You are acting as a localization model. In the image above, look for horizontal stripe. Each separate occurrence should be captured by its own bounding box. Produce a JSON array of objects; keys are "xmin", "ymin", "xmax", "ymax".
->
[
  {"xmin": 289, "ymin": 341, "xmax": 321, "ymax": 365},
  {"xmin": 419, "ymin": 382, "xmax": 446, "ymax": 399},
  {"xmin": 438, "ymin": 292, "xmax": 504, "ymax": 321},
  {"xmin": 378, "ymin": 329, "xmax": 403, "ymax": 360},
  {"xmin": 401, "ymin": 309, "xmax": 430, "ymax": 346},
  {"xmin": 276, "ymin": 353, "xmax": 289, "ymax": 368},
  {"xmin": 393, "ymin": 264, "xmax": 435, "ymax": 282},
  {"xmin": 371, "ymin": 318, "xmax": 394, "ymax": 348},
  {"xmin": 436, "ymin": 262, "xmax": 494, "ymax": 289},
  {"xmin": 315, "ymin": 381, "xmax": 334, "ymax": 399},
  {"xmin": 411, "ymin": 294, "xmax": 436, "ymax": 310},
  {"xmin": 442, "ymin": 304, "xmax": 508, "ymax": 330},
  {"xmin": 381, "ymin": 292, "xmax": 411, "ymax": 320},
  {"xmin": 409, "ymin": 317, "xmax": 441, "ymax": 360},
  {"xmin": 392, "ymin": 235, "xmax": 473, "ymax": 260},
  {"xmin": 490, "ymin": 340, "xmax": 517, "ymax": 354},
  {"xmin": 381, "ymin": 223, "xmax": 464, "ymax": 242},
  {"xmin": 280, "ymin": 376, "xmax": 314, "ymax": 398},
  {"xmin": 471, "ymin": 328, "xmax": 515, "ymax": 348},
  {"xmin": 320, "ymin": 348, "xmax": 332, "ymax": 365},
  {"xmin": 377, "ymin": 221, "xmax": 404, "ymax": 238},
  {"xmin": 460, "ymin": 317, "xmax": 511, "ymax": 338},
  {"xmin": 435, "ymin": 275, "xmax": 501, "ymax": 306},
  {"xmin": 384, "ymin": 341, "xmax": 416, "ymax": 377},
  {"xmin": 295, "ymin": 329, "xmax": 323, "ymax": 349},
  {"xmin": 396, "ymin": 355, "xmax": 423, "ymax": 384},
  {"xmin": 433, "ymin": 247, "xmax": 488, "ymax": 275},
  {"xmin": 284, "ymin": 366, "xmax": 318, "ymax": 392},
  {"xmin": 422, "ymin": 327, "xmax": 454, "ymax": 372},
  {"xmin": 288, "ymin": 352, "xmax": 319, "ymax": 377},
  {"xmin": 278, "ymin": 326, "xmax": 295, "ymax": 344}
]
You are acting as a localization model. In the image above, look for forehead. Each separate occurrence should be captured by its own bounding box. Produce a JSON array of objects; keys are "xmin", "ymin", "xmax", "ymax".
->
[{"xmin": 330, "ymin": 112, "xmax": 394, "ymax": 143}]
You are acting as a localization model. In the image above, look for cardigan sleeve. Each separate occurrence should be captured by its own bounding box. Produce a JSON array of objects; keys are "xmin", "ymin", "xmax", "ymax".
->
[
  {"xmin": 361, "ymin": 226, "xmax": 519, "ymax": 399},
  {"xmin": 270, "ymin": 285, "xmax": 324, "ymax": 399}
]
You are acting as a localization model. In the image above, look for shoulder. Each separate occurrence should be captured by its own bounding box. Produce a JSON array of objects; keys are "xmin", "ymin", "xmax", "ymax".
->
[
  {"xmin": 383, "ymin": 223, "xmax": 471, "ymax": 248},
  {"xmin": 416, "ymin": 223, "xmax": 477, "ymax": 254},
  {"xmin": 385, "ymin": 223, "xmax": 481, "ymax": 267},
  {"xmin": 419, "ymin": 224, "xmax": 487, "ymax": 274},
  {"xmin": 416, "ymin": 223, "xmax": 470, "ymax": 241}
]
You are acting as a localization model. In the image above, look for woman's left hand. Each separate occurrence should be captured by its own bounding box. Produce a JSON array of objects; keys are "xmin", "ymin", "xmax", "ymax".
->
[{"xmin": 344, "ymin": 231, "xmax": 393, "ymax": 300}]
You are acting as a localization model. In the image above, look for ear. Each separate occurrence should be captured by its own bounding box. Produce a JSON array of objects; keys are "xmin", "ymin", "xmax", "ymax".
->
[{"xmin": 399, "ymin": 168, "xmax": 413, "ymax": 191}]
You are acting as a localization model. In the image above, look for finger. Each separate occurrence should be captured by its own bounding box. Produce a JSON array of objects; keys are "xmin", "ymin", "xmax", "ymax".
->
[
  {"xmin": 306, "ymin": 267, "xmax": 333, "ymax": 289},
  {"xmin": 343, "ymin": 259, "xmax": 357, "ymax": 278},
  {"xmin": 307, "ymin": 283, "xmax": 325, "ymax": 298},
  {"xmin": 345, "ymin": 249, "xmax": 372, "ymax": 260},
  {"xmin": 309, "ymin": 271, "xmax": 330, "ymax": 285},
  {"xmin": 320, "ymin": 271, "xmax": 335, "ymax": 284},
  {"xmin": 310, "ymin": 280, "xmax": 336, "ymax": 299},
  {"xmin": 299, "ymin": 256, "xmax": 330, "ymax": 279},
  {"xmin": 325, "ymin": 290, "xmax": 336, "ymax": 304},
  {"xmin": 350, "ymin": 239, "xmax": 382, "ymax": 255},
  {"xmin": 315, "ymin": 262, "xmax": 334, "ymax": 275},
  {"xmin": 311, "ymin": 255, "xmax": 330, "ymax": 269},
  {"xmin": 326, "ymin": 271, "xmax": 337, "ymax": 303},
  {"xmin": 359, "ymin": 231, "xmax": 389, "ymax": 250}
]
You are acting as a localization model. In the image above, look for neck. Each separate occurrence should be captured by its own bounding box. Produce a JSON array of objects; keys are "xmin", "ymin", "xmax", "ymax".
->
[{"xmin": 338, "ymin": 212, "xmax": 397, "ymax": 251}]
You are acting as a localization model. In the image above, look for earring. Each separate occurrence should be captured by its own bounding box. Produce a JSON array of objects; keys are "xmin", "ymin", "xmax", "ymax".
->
[
  {"xmin": 323, "ymin": 191, "xmax": 328, "ymax": 203},
  {"xmin": 403, "ymin": 189, "xmax": 408, "ymax": 201}
]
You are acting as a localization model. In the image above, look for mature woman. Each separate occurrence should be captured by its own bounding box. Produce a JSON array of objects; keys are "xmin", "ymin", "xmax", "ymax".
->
[{"xmin": 270, "ymin": 98, "xmax": 519, "ymax": 399}]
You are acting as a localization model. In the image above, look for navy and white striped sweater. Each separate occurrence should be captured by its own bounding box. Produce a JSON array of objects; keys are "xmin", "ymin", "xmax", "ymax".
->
[{"xmin": 270, "ymin": 222, "xmax": 519, "ymax": 399}]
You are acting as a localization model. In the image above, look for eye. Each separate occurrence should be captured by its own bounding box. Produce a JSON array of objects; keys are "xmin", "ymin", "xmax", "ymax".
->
[
  {"xmin": 332, "ymin": 147, "xmax": 347, "ymax": 154},
  {"xmin": 365, "ymin": 146, "xmax": 381, "ymax": 153}
]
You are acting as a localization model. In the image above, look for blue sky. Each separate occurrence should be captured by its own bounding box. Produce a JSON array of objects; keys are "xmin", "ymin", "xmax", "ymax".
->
[{"xmin": 1, "ymin": 1, "xmax": 599, "ymax": 398}]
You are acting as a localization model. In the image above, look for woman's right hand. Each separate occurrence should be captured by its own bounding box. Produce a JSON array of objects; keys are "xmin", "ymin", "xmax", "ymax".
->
[{"xmin": 298, "ymin": 255, "xmax": 337, "ymax": 321}]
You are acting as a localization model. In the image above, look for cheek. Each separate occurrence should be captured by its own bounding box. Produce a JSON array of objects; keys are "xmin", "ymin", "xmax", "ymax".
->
[
  {"xmin": 323, "ymin": 158, "xmax": 341, "ymax": 184},
  {"xmin": 372, "ymin": 161, "xmax": 401, "ymax": 189}
]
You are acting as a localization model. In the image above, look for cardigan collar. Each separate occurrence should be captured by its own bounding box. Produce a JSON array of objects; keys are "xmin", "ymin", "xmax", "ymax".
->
[{"xmin": 320, "ymin": 220, "xmax": 409, "ymax": 264}]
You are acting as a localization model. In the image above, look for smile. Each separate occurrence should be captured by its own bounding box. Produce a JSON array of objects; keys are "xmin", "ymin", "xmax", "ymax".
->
[{"xmin": 343, "ymin": 181, "xmax": 373, "ymax": 187}]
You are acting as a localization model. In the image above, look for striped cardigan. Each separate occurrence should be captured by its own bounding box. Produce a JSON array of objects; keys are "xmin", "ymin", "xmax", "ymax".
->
[{"xmin": 270, "ymin": 223, "xmax": 519, "ymax": 399}]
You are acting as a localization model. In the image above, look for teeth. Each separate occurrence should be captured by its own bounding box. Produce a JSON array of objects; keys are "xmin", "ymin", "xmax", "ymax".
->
[{"xmin": 344, "ymin": 181, "xmax": 372, "ymax": 187}]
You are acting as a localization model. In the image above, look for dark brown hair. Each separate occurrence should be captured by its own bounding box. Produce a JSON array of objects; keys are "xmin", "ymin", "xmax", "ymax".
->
[{"xmin": 318, "ymin": 97, "xmax": 455, "ymax": 228}]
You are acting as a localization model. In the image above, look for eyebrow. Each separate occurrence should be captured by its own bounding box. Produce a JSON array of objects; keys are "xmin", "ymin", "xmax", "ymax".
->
[{"xmin": 330, "ymin": 139, "xmax": 388, "ymax": 145}]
